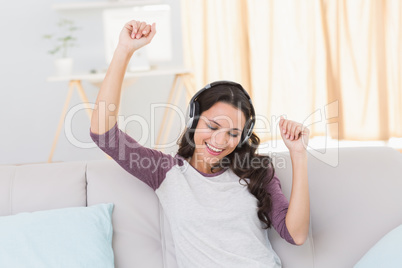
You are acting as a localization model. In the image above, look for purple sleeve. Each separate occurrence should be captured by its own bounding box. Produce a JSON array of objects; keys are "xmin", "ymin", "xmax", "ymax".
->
[
  {"xmin": 89, "ymin": 122, "xmax": 179, "ymax": 191},
  {"xmin": 265, "ymin": 173, "xmax": 297, "ymax": 245}
]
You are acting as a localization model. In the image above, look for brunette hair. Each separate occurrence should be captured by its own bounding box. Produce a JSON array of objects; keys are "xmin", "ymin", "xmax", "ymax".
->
[{"xmin": 176, "ymin": 84, "xmax": 275, "ymax": 229}]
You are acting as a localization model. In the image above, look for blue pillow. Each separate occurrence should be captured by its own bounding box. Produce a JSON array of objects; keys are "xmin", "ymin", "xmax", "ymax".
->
[
  {"xmin": 0, "ymin": 203, "xmax": 114, "ymax": 268},
  {"xmin": 354, "ymin": 224, "xmax": 402, "ymax": 268}
]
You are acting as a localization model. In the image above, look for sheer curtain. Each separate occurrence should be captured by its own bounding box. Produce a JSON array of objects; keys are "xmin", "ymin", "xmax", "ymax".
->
[{"xmin": 180, "ymin": 0, "xmax": 402, "ymax": 143}]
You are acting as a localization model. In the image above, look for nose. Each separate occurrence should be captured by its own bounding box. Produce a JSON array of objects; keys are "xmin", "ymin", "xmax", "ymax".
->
[{"xmin": 212, "ymin": 130, "xmax": 228, "ymax": 147}]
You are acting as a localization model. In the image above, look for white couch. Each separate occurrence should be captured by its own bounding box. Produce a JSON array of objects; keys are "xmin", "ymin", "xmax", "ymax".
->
[{"xmin": 1, "ymin": 146, "xmax": 401, "ymax": 267}]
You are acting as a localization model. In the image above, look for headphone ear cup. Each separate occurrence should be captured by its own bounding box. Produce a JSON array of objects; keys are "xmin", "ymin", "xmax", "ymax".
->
[
  {"xmin": 185, "ymin": 103, "xmax": 193, "ymax": 129},
  {"xmin": 237, "ymin": 121, "xmax": 249, "ymax": 147},
  {"xmin": 237, "ymin": 119, "xmax": 255, "ymax": 148},
  {"xmin": 191, "ymin": 101, "xmax": 200, "ymax": 129}
]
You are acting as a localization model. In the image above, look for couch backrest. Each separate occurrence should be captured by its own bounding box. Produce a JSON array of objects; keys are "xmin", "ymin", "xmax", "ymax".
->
[
  {"xmin": 1, "ymin": 146, "xmax": 401, "ymax": 268},
  {"xmin": 0, "ymin": 161, "xmax": 87, "ymax": 215},
  {"xmin": 0, "ymin": 159, "xmax": 174, "ymax": 268},
  {"xmin": 270, "ymin": 146, "xmax": 402, "ymax": 268},
  {"xmin": 86, "ymin": 160, "xmax": 177, "ymax": 268}
]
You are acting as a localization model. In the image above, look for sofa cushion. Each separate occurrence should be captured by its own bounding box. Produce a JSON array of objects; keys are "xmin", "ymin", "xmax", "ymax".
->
[
  {"xmin": 0, "ymin": 203, "xmax": 114, "ymax": 268},
  {"xmin": 87, "ymin": 160, "xmax": 171, "ymax": 268},
  {"xmin": 0, "ymin": 161, "xmax": 87, "ymax": 216},
  {"xmin": 354, "ymin": 224, "xmax": 402, "ymax": 268}
]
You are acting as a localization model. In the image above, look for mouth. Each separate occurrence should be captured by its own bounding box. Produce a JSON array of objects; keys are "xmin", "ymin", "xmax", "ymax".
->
[{"xmin": 205, "ymin": 142, "xmax": 224, "ymax": 156}]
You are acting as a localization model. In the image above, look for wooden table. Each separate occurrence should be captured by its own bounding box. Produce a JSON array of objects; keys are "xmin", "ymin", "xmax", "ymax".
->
[{"xmin": 47, "ymin": 67, "xmax": 196, "ymax": 163}]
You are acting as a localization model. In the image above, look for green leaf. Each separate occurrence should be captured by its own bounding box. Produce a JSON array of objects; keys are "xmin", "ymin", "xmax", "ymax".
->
[
  {"xmin": 47, "ymin": 18, "xmax": 79, "ymax": 56},
  {"xmin": 49, "ymin": 46, "xmax": 61, "ymax": 55},
  {"xmin": 56, "ymin": 36, "xmax": 72, "ymax": 42}
]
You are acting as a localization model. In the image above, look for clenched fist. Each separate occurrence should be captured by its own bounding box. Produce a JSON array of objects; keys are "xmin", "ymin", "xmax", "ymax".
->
[
  {"xmin": 279, "ymin": 116, "xmax": 310, "ymax": 154},
  {"xmin": 117, "ymin": 20, "xmax": 157, "ymax": 54}
]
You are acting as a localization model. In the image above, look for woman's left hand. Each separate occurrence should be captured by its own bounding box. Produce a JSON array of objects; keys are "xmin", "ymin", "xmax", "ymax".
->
[{"xmin": 279, "ymin": 116, "xmax": 310, "ymax": 154}]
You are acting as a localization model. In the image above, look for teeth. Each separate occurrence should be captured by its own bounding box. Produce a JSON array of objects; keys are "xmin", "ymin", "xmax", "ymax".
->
[{"xmin": 206, "ymin": 143, "xmax": 223, "ymax": 152}]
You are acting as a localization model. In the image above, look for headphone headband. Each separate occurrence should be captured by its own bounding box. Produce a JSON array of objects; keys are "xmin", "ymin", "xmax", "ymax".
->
[{"xmin": 185, "ymin": 80, "xmax": 255, "ymax": 148}]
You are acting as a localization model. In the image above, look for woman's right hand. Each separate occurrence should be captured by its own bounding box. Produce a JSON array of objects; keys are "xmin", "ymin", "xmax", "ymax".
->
[{"xmin": 117, "ymin": 20, "xmax": 156, "ymax": 54}]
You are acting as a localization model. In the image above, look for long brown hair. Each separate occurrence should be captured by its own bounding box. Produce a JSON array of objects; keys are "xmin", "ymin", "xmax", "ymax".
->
[{"xmin": 176, "ymin": 84, "xmax": 275, "ymax": 229}]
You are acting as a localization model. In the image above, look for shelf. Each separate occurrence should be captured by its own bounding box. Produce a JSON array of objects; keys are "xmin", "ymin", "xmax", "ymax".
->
[
  {"xmin": 46, "ymin": 66, "xmax": 193, "ymax": 82},
  {"xmin": 52, "ymin": 0, "xmax": 164, "ymax": 10}
]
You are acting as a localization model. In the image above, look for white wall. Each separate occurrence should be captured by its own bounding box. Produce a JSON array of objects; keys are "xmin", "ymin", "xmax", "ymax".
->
[{"xmin": 0, "ymin": 0, "xmax": 187, "ymax": 165}]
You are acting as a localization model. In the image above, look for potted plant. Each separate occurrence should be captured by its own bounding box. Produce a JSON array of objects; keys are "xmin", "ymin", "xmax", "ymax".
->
[{"xmin": 43, "ymin": 19, "xmax": 80, "ymax": 76}]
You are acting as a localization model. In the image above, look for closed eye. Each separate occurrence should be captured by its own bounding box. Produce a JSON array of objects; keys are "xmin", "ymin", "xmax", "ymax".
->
[
  {"xmin": 207, "ymin": 124, "xmax": 239, "ymax": 138},
  {"xmin": 207, "ymin": 124, "xmax": 218, "ymax": 130}
]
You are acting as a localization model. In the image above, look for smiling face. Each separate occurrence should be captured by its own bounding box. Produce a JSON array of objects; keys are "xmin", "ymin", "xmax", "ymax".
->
[{"xmin": 189, "ymin": 101, "xmax": 246, "ymax": 174}]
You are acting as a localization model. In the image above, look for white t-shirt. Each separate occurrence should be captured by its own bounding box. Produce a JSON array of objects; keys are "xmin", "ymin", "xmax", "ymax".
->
[{"xmin": 90, "ymin": 122, "xmax": 296, "ymax": 268}]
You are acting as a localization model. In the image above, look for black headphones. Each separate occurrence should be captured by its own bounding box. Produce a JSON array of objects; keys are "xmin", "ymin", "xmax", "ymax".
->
[{"xmin": 185, "ymin": 80, "xmax": 256, "ymax": 148}]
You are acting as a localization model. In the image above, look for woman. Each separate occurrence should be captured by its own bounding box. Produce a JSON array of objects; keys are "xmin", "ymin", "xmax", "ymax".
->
[{"xmin": 90, "ymin": 20, "xmax": 310, "ymax": 268}]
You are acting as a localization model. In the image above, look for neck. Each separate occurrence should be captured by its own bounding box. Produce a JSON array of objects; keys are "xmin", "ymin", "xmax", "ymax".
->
[{"xmin": 188, "ymin": 156, "xmax": 222, "ymax": 174}]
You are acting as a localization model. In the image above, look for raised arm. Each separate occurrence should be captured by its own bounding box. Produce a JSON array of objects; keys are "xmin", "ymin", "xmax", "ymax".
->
[
  {"xmin": 265, "ymin": 174, "xmax": 297, "ymax": 245},
  {"xmin": 90, "ymin": 20, "xmax": 156, "ymax": 135},
  {"xmin": 279, "ymin": 116, "xmax": 311, "ymax": 246}
]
